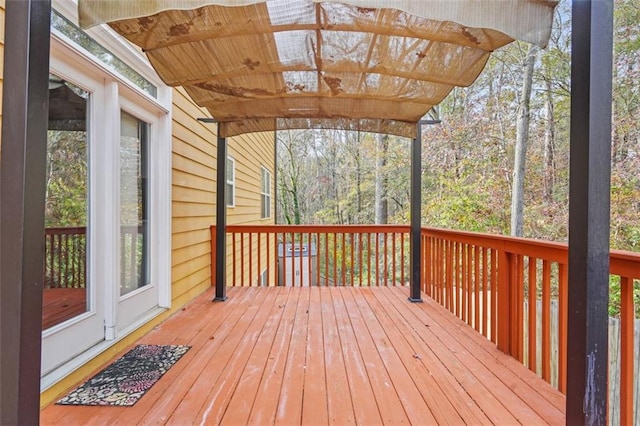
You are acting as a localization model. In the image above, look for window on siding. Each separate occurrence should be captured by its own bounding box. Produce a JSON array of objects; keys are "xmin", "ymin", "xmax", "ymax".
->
[
  {"xmin": 226, "ymin": 156, "xmax": 235, "ymax": 207},
  {"xmin": 261, "ymin": 167, "xmax": 271, "ymax": 219}
]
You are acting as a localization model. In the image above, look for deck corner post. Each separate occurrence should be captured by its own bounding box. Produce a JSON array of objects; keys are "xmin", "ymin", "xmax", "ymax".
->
[
  {"xmin": 567, "ymin": 0, "xmax": 613, "ymax": 424},
  {"xmin": 215, "ymin": 126, "xmax": 228, "ymax": 301},
  {"xmin": 496, "ymin": 250, "xmax": 512, "ymax": 354},
  {"xmin": 0, "ymin": 0, "xmax": 52, "ymax": 424},
  {"xmin": 409, "ymin": 125, "xmax": 422, "ymax": 303}
]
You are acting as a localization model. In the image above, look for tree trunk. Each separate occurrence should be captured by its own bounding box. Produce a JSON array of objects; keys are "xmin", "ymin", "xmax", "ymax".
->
[
  {"xmin": 355, "ymin": 133, "xmax": 362, "ymax": 215},
  {"xmin": 375, "ymin": 133, "xmax": 389, "ymax": 225},
  {"xmin": 510, "ymin": 44, "xmax": 538, "ymax": 237},
  {"xmin": 543, "ymin": 76, "xmax": 555, "ymax": 203}
]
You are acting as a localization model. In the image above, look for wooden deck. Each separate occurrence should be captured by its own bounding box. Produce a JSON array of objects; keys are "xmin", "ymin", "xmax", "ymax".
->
[
  {"xmin": 42, "ymin": 288, "xmax": 86, "ymax": 329},
  {"xmin": 41, "ymin": 286, "xmax": 565, "ymax": 425}
]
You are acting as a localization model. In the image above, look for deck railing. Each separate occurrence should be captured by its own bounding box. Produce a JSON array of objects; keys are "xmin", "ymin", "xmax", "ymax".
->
[
  {"xmin": 44, "ymin": 225, "xmax": 143, "ymax": 290},
  {"xmin": 45, "ymin": 227, "xmax": 87, "ymax": 289},
  {"xmin": 211, "ymin": 225, "xmax": 410, "ymax": 288},
  {"xmin": 422, "ymin": 227, "xmax": 639, "ymax": 424}
]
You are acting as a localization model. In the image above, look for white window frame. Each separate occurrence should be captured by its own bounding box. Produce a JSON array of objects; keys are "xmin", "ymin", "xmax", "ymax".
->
[
  {"xmin": 261, "ymin": 166, "xmax": 272, "ymax": 219},
  {"xmin": 226, "ymin": 156, "xmax": 236, "ymax": 207}
]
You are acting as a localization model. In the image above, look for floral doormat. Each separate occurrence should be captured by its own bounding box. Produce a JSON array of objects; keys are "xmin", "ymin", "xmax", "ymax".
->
[{"xmin": 56, "ymin": 344, "xmax": 190, "ymax": 406}]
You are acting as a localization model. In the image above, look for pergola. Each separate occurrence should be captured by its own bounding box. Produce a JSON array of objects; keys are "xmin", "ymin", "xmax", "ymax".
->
[{"xmin": 0, "ymin": 1, "xmax": 613, "ymax": 424}]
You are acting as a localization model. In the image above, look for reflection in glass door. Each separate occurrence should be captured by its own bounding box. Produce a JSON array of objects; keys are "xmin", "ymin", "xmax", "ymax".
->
[
  {"xmin": 43, "ymin": 75, "xmax": 89, "ymax": 329},
  {"xmin": 120, "ymin": 111, "xmax": 149, "ymax": 296}
]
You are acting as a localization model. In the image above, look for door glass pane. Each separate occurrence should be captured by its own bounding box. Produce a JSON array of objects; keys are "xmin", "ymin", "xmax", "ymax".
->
[
  {"xmin": 120, "ymin": 111, "xmax": 149, "ymax": 296},
  {"xmin": 43, "ymin": 75, "xmax": 89, "ymax": 329}
]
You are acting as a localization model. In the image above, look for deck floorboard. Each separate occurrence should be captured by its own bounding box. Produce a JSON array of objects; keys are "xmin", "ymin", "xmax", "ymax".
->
[{"xmin": 41, "ymin": 286, "xmax": 565, "ymax": 425}]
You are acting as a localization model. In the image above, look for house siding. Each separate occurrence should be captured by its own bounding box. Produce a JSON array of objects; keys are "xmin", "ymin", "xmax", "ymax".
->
[
  {"xmin": 227, "ymin": 131, "xmax": 277, "ymax": 286},
  {"xmin": 171, "ymin": 87, "xmax": 218, "ymax": 304}
]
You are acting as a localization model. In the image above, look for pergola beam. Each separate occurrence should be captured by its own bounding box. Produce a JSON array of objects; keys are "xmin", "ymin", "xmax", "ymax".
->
[
  {"xmin": 0, "ymin": 1, "xmax": 52, "ymax": 424},
  {"xmin": 567, "ymin": 0, "xmax": 614, "ymax": 424}
]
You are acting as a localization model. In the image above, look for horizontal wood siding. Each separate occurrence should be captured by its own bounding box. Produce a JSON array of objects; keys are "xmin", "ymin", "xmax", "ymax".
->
[
  {"xmin": 171, "ymin": 89, "xmax": 275, "ymax": 292},
  {"xmin": 171, "ymin": 87, "xmax": 217, "ymax": 302},
  {"xmin": 226, "ymin": 129, "xmax": 275, "ymax": 284}
]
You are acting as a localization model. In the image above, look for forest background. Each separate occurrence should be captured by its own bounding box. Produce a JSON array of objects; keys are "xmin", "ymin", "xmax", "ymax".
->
[
  {"xmin": 275, "ymin": 0, "xmax": 640, "ymax": 314},
  {"xmin": 277, "ymin": 0, "xmax": 638, "ymax": 249}
]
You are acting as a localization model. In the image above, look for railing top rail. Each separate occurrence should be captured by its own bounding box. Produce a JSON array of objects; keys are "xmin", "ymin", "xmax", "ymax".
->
[
  {"xmin": 222, "ymin": 224, "xmax": 411, "ymax": 233},
  {"xmin": 45, "ymin": 226, "xmax": 87, "ymax": 235},
  {"xmin": 610, "ymin": 250, "xmax": 640, "ymax": 280},
  {"xmin": 422, "ymin": 226, "xmax": 568, "ymax": 262},
  {"xmin": 211, "ymin": 223, "xmax": 640, "ymax": 279},
  {"xmin": 422, "ymin": 226, "xmax": 640, "ymax": 279}
]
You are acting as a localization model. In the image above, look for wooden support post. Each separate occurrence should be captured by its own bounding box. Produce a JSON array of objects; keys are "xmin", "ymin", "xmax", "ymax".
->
[
  {"xmin": 215, "ymin": 127, "xmax": 228, "ymax": 301},
  {"xmin": 567, "ymin": 1, "xmax": 613, "ymax": 423},
  {"xmin": 409, "ymin": 127, "xmax": 422, "ymax": 302},
  {"xmin": 0, "ymin": 1, "xmax": 52, "ymax": 424},
  {"xmin": 497, "ymin": 250, "xmax": 511, "ymax": 354}
]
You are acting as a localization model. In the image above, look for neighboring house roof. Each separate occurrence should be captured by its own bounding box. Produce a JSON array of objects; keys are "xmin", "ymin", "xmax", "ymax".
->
[{"xmin": 78, "ymin": 0, "xmax": 557, "ymax": 138}]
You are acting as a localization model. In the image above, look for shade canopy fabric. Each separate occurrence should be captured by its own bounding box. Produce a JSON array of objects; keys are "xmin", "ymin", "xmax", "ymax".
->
[{"xmin": 79, "ymin": 0, "xmax": 557, "ymax": 138}]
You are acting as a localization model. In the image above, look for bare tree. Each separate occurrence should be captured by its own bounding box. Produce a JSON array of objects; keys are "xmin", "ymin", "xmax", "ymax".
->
[{"xmin": 510, "ymin": 44, "xmax": 539, "ymax": 237}]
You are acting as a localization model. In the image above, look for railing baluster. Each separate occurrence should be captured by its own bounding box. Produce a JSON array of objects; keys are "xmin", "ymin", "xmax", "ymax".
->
[
  {"xmin": 325, "ymin": 233, "xmax": 329, "ymax": 287},
  {"xmin": 528, "ymin": 257, "xmax": 538, "ymax": 373},
  {"xmin": 367, "ymin": 232, "xmax": 372, "ymax": 287},
  {"xmin": 307, "ymin": 232, "xmax": 312, "ymax": 287},
  {"xmin": 434, "ymin": 238, "xmax": 440, "ymax": 302},
  {"xmin": 282, "ymin": 232, "xmax": 287, "ymax": 287},
  {"xmin": 439, "ymin": 238, "xmax": 443, "ymax": 305},
  {"xmin": 130, "ymin": 229, "xmax": 137, "ymax": 287},
  {"xmin": 401, "ymin": 233, "xmax": 405, "ymax": 286},
  {"xmin": 542, "ymin": 259, "xmax": 551, "ymax": 382},
  {"xmin": 265, "ymin": 232, "xmax": 270, "ymax": 286},
  {"xmin": 257, "ymin": 233, "xmax": 261, "ymax": 286},
  {"xmin": 274, "ymin": 232, "xmax": 279, "ymax": 286},
  {"xmin": 315, "ymin": 233, "xmax": 320, "ymax": 286},
  {"xmin": 491, "ymin": 248, "xmax": 497, "ymax": 344},
  {"xmin": 620, "ymin": 276, "xmax": 634, "ymax": 426},
  {"xmin": 466, "ymin": 243, "xmax": 471, "ymax": 323},
  {"xmin": 333, "ymin": 232, "xmax": 339, "ymax": 287},
  {"xmin": 358, "ymin": 233, "xmax": 363, "ymax": 286},
  {"xmin": 249, "ymin": 232, "xmax": 253, "ymax": 286},
  {"xmin": 446, "ymin": 240, "xmax": 453, "ymax": 312},
  {"xmin": 463, "ymin": 243, "xmax": 468, "ymax": 322},
  {"xmin": 57, "ymin": 233, "xmax": 62, "ymax": 288},
  {"xmin": 350, "ymin": 233, "xmax": 355, "ymax": 286},
  {"xmin": 299, "ymin": 233, "xmax": 303, "ymax": 287},
  {"xmin": 475, "ymin": 245, "xmax": 480, "ymax": 332},
  {"xmin": 515, "ymin": 254, "xmax": 524, "ymax": 363},
  {"xmin": 341, "ymin": 232, "xmax": 346, "ymax": 286},
  {"xmin": 377, "ymin": 231, "xmax": 380, "ymax": 286},
  {"xmin": 453, "ymin": 241, "xmax": 459, "ymax": 317},
  {"xmin": 481, "ymin": 247, "xmax": 488, "ymax": 337},
  {"xmin": 383, "ymin": 233, "xmax": 388, "ymax": 286},
  {"xmin": 558, "ymin": 263, "xmax": 568, "ymax": 393},
  {"xmin": 497, "ymin": 250, "xmax": 511, "ymax": 354},
  {"xmin": 391, "ymin": 233, "xmax": 396, "ymax": 286}
]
